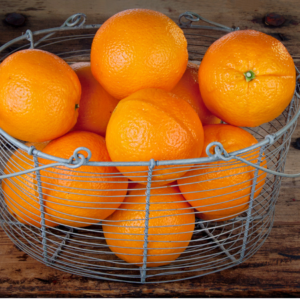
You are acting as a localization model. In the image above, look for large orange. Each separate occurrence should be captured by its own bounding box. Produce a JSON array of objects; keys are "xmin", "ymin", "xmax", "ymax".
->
[
  {"xmin": 199, "ymin": 30, "xmax": 296, "ymax": 127},
  {"xmin": 0, "ymin": 49, "xmax": 81, "ymax": 142},
  {"xmin": 2, "ymin": 142, "xmax": 56, "ymax": 227},
  {"xmin": 171, "ymin": 62, "xmax": 221, "ymax": 125},
  {"xmin": 91, "ymin": 9, "xmax": 188, "ymax": 100},
  {"xmin": 102, "ymin": 185, "xmax": 195, "ymax": 267},
  {"xmin": 39, "ymin": 131, "xmax": 128, "ymax": 228},
  {"xmin": 106, "ymin": 88, "xmax": 204, "ymax": 186},
  {"xmin": 178, "ymin": 125, "xmax": 267, "ymax": 221},
  {"xmin": 71, "ymin": 62, "xmax": 119, "ymax": 136}
]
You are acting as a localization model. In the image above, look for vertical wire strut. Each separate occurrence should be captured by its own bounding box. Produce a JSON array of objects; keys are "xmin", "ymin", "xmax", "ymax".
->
[
  {"xmin": 140, "ymin": 159, "xmax": 156, "ymax": 283},
  {"xmin": 32, "ymin": 149, "xmax": 48, "ymax": 264},
  {"xmin": 240, "ymin": 145, "xmax": 265, "ymax": 262}
]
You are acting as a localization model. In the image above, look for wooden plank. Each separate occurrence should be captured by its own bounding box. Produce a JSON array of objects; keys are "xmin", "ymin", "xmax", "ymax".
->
[
  {"xmin": 0, "ymin": 0, "xmax": 300, "ymax": 59},
  {"xmin": 0, "ymin": 0, "xmax": 300, "ymax": 297},
  {"xmin": 0, "ymin": 223, "xmax": 300, "ymax": 297}
]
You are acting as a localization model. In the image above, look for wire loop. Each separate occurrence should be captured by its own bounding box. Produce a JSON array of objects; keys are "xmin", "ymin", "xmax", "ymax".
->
[
  {"xmin": 72, "ymin": 147, "xmax": 92, "ymax": 164},
  {"xmin": 178, "ymin": 11, "xmax": 239, "ymax": 31},
  {"xmin": 63, "ymin": 13, "xmax": 86, "ymax": 28},
  {"xmin": 206, "ymin": 142, "xmax": 230, "ymax": 160},
  {"xmin": 32, "ymin": 13, "xmax": 86, "ymax": 48},
  {"xmin": 178, "ymin": 11, "xmax": 200, "ymax": 26},
  {"xmin": 25, "ymin": 29, "xmax": 34, "ymax": 49}
]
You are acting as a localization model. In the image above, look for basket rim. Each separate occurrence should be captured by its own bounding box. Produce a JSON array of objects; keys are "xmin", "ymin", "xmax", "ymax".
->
[{"xmin": 0, "ymin": 24, "xmax": 299, "ymax": 167}]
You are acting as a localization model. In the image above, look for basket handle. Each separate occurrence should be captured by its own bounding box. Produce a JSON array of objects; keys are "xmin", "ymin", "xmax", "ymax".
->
[
  {"xmin": 178, "ymin": 11, "xmax": 239, "ymax": 32},
  {"xmin": 26, "ymin": 13, "xmax": 86, "ymax": 49},
  {"xmin": 0, "ymin": 146, "xmax": 91, "ymax": 180},
  {"xmin": 206, "ymin": 142, "xmax": 300, "ymax": 178}
]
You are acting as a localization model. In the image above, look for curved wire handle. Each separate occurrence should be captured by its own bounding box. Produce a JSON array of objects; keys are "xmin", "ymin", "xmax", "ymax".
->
[
  {"xmin": 206, "ymin": 142, "xmax": 300, "ymax": 178},
  {"xmin": 178, "ymin": 11, "xmax": 239, "ymax": 32},
  {"xmin": 32, "ymin": 13, "xmax": 86, "ymax": 48},
  {"xmin": 0, "ymin": 146, "xmax": 91, "ymax": 180}
]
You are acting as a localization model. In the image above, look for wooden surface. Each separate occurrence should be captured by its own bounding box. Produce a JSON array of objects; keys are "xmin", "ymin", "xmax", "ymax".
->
[{"xmin": 0, "ymin": 0, "xmax": 300, "ymax": 297}]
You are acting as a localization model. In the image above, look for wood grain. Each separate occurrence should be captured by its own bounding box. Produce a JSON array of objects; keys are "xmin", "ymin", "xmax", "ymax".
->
[
  {"xmin": 1, "ymin": 0, "xmax": 300, "ymax": 60},
  {"xmin": 0, "ymin": 0, "xmax": 300, "ymax": 297}
]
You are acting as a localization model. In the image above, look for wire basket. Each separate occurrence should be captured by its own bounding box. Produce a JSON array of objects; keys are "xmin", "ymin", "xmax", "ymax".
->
[{"xmin": 0, "ymin": 12, "xmax": 300, "ymax": 284}]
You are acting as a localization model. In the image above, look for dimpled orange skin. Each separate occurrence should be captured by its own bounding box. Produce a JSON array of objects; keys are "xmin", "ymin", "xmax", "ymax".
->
[
  {"xmin": 171, "ymin": 62, "xmax": 221, "ymax": 126},
  {"xmin": 102, "ymin": 185, "xmax": 195, "ymax": 267},
  {"xmin": 40, "ymin": 131, "xmax": 128, "ymax": 228},
  {"xmin": 2, "ymin": 142, "xmax": 56, "ymax": 227},
  {"xmin": 178, "ymin": 125, "xmax": 267, "ymax": 221},
  {"xmin": 199, "ymin": 30, "xmax": 296, "ymax": 127},
  {"xmin": 71, "ymin": 62, "xmax": 119, "ymax": 136},
  {"xmin": 106, "ymin": 88, "xmax": 204, "ymax": 186},
  {"xmin": 0, "ymin": 49, "xmax": 81, "ymax": 142},
  {"xmin": 91, "ymin": 8, "xmax": 188, "ymax": 100}
]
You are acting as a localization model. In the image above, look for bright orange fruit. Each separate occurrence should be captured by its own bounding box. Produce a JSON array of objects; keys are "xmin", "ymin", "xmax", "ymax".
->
[
  {"xmin": 2, "ymin": 142, "xmax": 56, "ymax": 227},
  {"xmin": 171, "ymin": 62, "xmax": 221, "ymax": 125},
  {"xmin": 199, "ymin": 30, "xmax": 296, "ymax": 127},
  {"xmin": 178, "ymin": 124, "xmax": 267, "ymax": 221},
  {"xmin": 106, "ymin": 88, "xmax": 204, "ymax": 186},
  {"xmin": 0, "ymin": 49, "xmax": 81, "ymax": 142},
  {"xmin": 102, "ymin": 185, "xmax": 195, "ymax": 267},
  {"xmin": 40, "ymin": 131, "xmax": 128, "ymax": 228},
  {"xmin": 91, "ymin": 9, "xmax": 188, "ymax": 100},
  {"xmin": 71, "ymin": 62, "xmax": 119, "ymax": 136}
]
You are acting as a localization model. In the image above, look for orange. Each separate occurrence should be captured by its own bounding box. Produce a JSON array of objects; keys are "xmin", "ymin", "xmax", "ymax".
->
[
  {"xmin": 171, "ymin": 62, "xmax": 221, "ymax": 125},
  {"xmin": 40, "ymin": 131, "xmax": 128, "ymax": 228},
  {"xmin": 106, "ymin": 88, "xmax": 204, "ymax": 186},
  {"xmin": 0, "ymin": 49, "xmax": 81, "ymax": 142},
  {"xmin": 178, "ymin": 124, "xmax": 267, "ymax": 221},
  {"xmin": 91, "ymin": 8, "xmax": 188, "ymax": 100},
  {"xmin": 199, "ymin": 30, "xmax": 296, "ymax": 127},
  {"xmin": 2, "ymin": 142, "xmax": 56, "ymax": 227},
  {"xmin": 102, "ymin": 185, "xmax": 195, "ymax": 267},
  {"xmin": 71, "ymin": 62, "xmax": 119, "ymax": 136}
]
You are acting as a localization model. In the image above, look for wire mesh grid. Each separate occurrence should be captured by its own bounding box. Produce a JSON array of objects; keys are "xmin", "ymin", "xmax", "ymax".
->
[{"xmin": 0, "ymin": 12, "xmax": 299, "ymax": 283}]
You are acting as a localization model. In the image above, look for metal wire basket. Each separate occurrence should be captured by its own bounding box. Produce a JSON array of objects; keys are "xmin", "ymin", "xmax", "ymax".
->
[{"xmin": 0, "ymin": 12, "xmax": 300, "ymax": 284}]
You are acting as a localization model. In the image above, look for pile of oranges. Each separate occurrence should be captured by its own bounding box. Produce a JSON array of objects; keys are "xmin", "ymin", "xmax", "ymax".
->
[{"xmin": 0, "ymin": 9, "xmax": 296, "ymax": 267}]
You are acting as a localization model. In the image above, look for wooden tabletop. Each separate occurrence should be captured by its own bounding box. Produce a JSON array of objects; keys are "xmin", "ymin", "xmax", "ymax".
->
[{"xmin": 1, "ymin": 0, "xmax": 300, "ymax": 297}]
